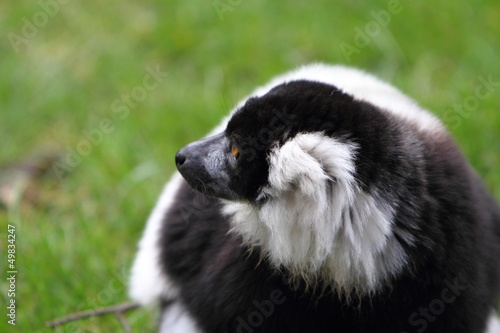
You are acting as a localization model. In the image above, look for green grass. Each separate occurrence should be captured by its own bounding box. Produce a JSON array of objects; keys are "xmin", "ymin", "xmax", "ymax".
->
[{"xmin": 0, "ymin": 0, "xmax": 499, "ymax": 331}]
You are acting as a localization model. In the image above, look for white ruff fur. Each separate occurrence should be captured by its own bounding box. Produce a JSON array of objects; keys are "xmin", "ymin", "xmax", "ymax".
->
[
  {"xmin": 159, "ymin": 302, "xmax": 201, "ymax": 333},
  {"xmin": 487, "ymin": 313, "xmax": 500, "ymax": 333},
  {"xmin": 129, "ymin": 172, "xmax": 184, "ymax": 305},
  {"xmin": 224, "ymin": 133, "xmax": 406, "ymax": 293}
]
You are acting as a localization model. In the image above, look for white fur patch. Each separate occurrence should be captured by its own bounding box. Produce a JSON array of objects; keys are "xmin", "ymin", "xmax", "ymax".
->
[
  {"xmin": 224, "ymin": 133, "xmax": 406, "ymax": 293},
  {"xmin": 159, "ymin": 302, "xmax": 201, "ymax": 333},
  {"xmin": 129, "ymin": 173, "xmax": 184, "ymax": 305},
  {"xmin": 486, "ymin": 313, "xmax": 500, "ymax": 333}
]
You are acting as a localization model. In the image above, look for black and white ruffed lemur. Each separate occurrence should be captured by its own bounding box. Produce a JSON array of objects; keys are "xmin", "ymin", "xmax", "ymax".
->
[{"xmin": 129, "ymin": 64, "xmax": 500, "ymax": 333}]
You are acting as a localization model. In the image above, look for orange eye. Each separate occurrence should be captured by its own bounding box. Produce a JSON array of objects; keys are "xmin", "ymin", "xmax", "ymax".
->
[{"xmin": 231, "ymin": 145, "xmax": 240, "ymax": 158}]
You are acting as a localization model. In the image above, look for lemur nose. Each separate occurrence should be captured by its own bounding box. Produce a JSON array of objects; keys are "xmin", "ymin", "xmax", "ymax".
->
[{"xmin": 175, "ymin": 150, "xmax": 187, "ymax": 167}]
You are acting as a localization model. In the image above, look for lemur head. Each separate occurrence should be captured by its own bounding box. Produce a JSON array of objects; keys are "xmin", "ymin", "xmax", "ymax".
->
[{"xmin": 176, "ymin": 80, "xmax": 401, "ymax": 203}]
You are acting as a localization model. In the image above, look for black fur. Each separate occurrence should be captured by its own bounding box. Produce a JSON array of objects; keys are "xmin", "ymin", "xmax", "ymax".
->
[{"xmin": 158, "ymin": 80, "xmax": 500, "ymax": 332}]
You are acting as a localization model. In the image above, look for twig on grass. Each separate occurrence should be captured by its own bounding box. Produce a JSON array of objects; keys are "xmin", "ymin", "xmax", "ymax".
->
[{"xmin": 45, "ymin": 301, "xmax": 140, "ymax": 329}]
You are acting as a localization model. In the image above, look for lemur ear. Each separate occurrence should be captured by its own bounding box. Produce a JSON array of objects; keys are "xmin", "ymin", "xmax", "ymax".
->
[{"xmin": 266, "ymin": 133, "xmax": 358, "ymax": 198}]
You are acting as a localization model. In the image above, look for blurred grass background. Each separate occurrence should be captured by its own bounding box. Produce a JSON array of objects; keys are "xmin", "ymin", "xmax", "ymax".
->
[{"xmin": 0, "ymin": 0, "xmax": 499, "ymax": 332}]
